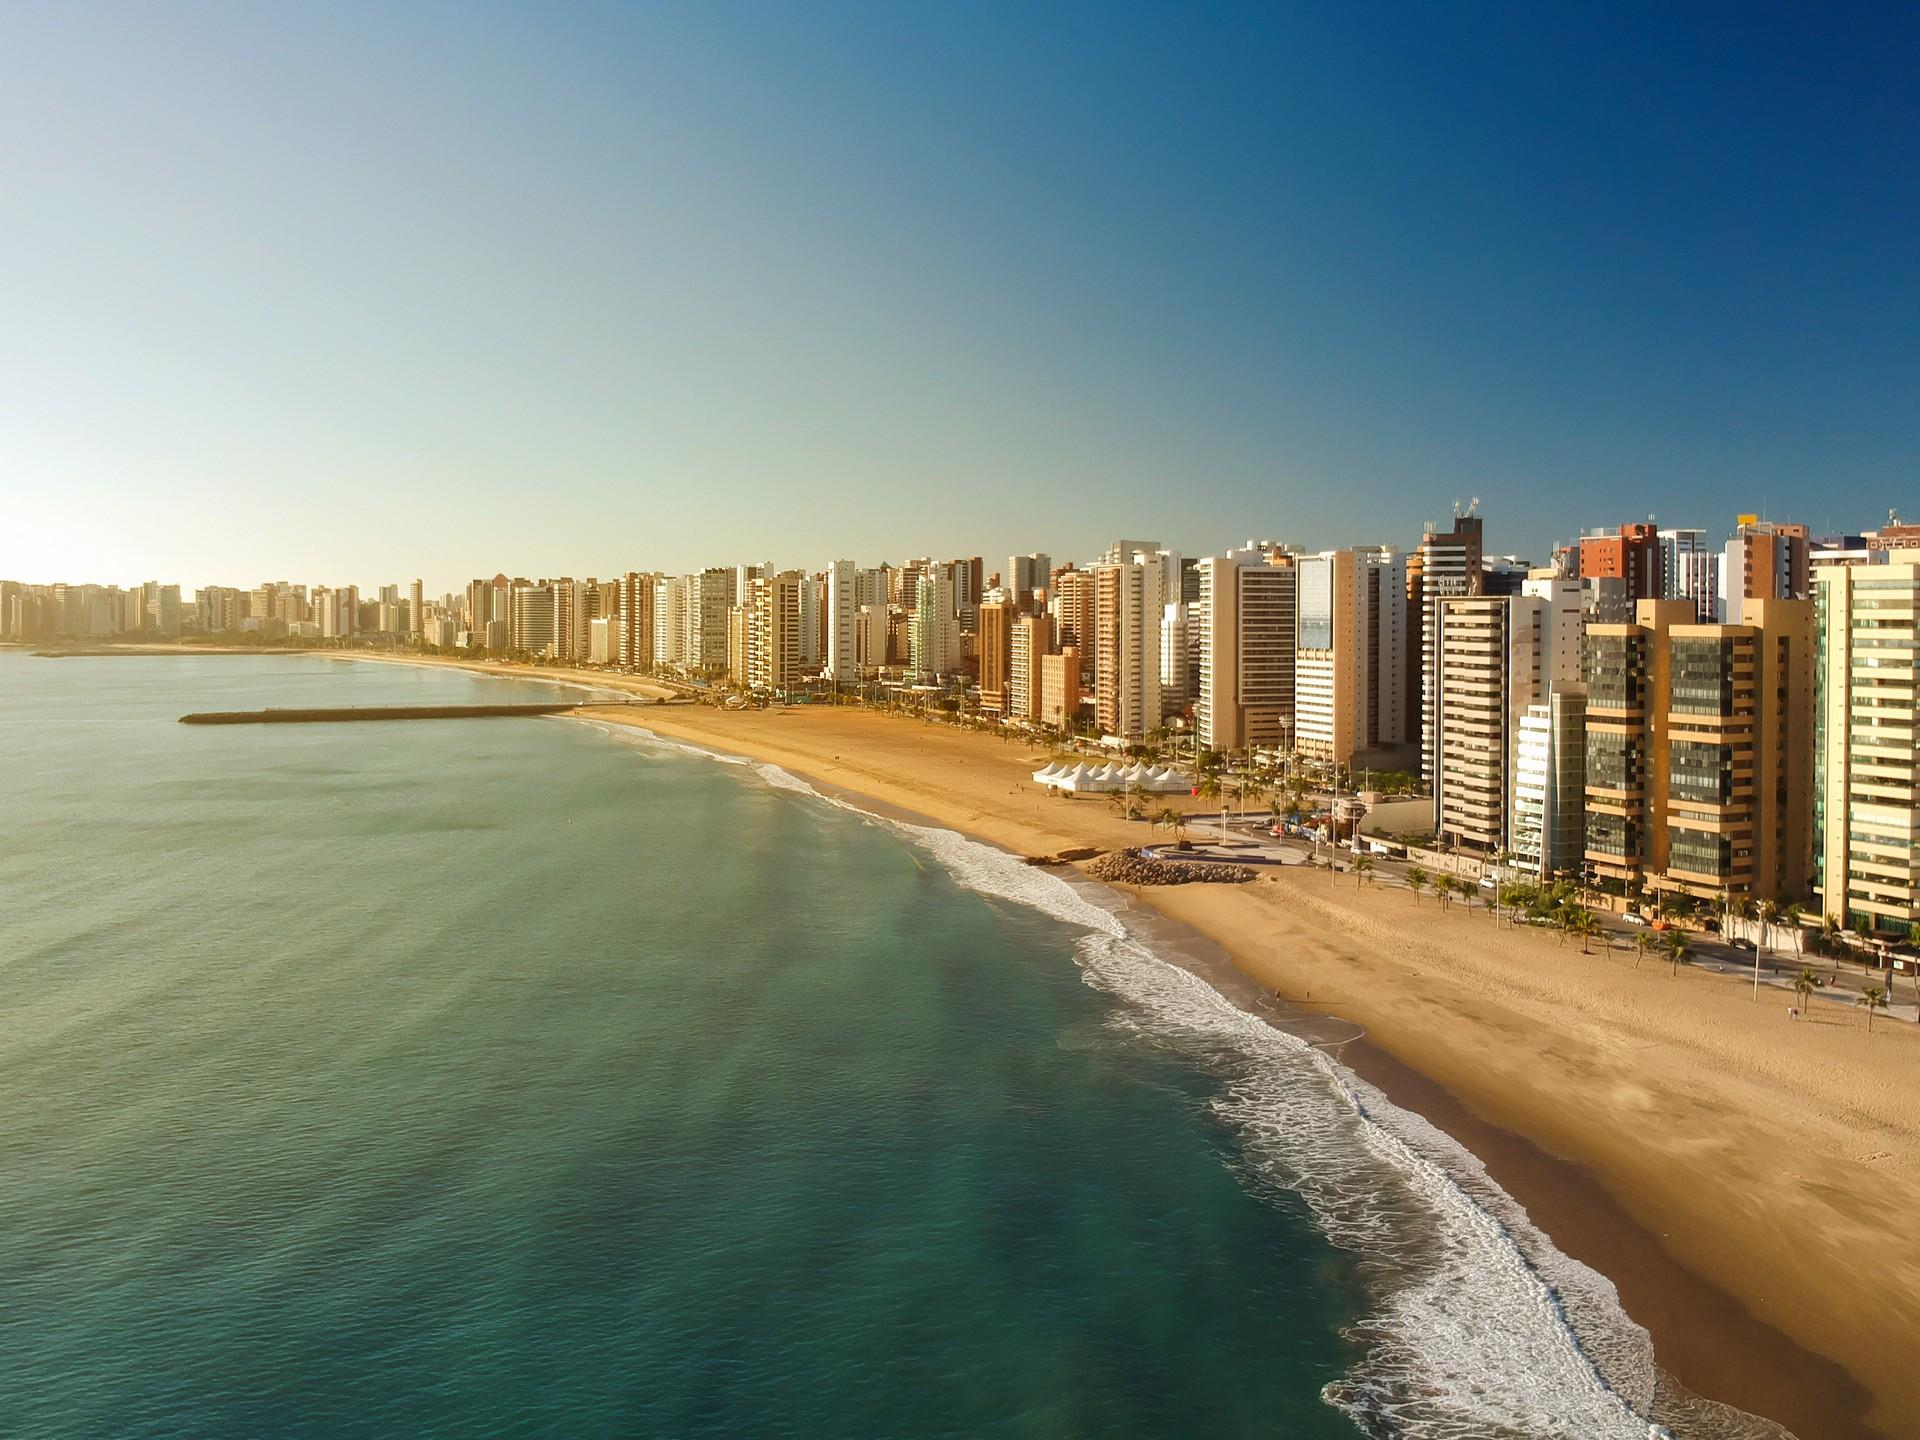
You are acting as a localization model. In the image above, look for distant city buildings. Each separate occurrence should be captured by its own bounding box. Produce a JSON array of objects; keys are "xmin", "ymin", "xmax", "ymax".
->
[{"xmin": 15, "ymin": 500, "xmax": 1914, "ymax": 937}]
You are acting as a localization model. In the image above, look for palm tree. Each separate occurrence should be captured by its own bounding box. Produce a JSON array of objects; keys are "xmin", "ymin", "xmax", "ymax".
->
[
  {"xmin": 1782, "ymin": 903, "xmax": 1805, "ymax": 963},
  {"xmin": 1793, "ymin": 968, "xmax": 1819, "ymax": 1014},
  {"xmin": 1857, "ymin": 985, "xmax": 1888, "ymax": 1033},
  {"xmin": 1196, "ymin": 774, "xmax": 1224, "ymax": 844},
  {"xmin": 1456, "ymin": 877, "xmax": 1473, "ymax": 915},
  {"xmin": 1665, "ymin": 930, "xmax": 1692, "ymax": 977},
  {"xmin": 1406, "ymin": 865, "xmax": 1429, "ymax": 905},
  {"xmin": 1354, "ymin": 855, "xmax": 1374, "ymax": 888},
  {"xmin": 1566, "ymin": 908, "xmax": 1600, "ymax": 954},
  {"xmin": 1634, "ymin": 931, "xmax": 1658, "ymax": 968},
  {"xmin": 1908, "ymin": 922, "xmax": 1920, "ymax": 1010},
  {"xmin": 1435, "ymin": 876, "xmax": 1454, "ymax": 909},
  {"xmin": 1821, "ymin": 914, "xmax": 1846, "ymax": 980},
  {"xmin": 1759, "ymin": 899, "xmax": 1782, "ymax": 963}
]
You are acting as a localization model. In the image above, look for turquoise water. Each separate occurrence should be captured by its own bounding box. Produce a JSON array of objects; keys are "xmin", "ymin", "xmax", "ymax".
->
[{"xmin": 1, "ymin": 654, "xmax": 1366, "ymax": 1439}]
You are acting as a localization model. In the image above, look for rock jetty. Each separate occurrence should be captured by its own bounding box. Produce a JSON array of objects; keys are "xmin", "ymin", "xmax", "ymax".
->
[
  {"xmin": 1022, "ymin": 847, "xmax": 1103, "ymax": 867},
  {"xmin": 1084, "ymin": 848, "xmax": 1256, "ymax": 885}
]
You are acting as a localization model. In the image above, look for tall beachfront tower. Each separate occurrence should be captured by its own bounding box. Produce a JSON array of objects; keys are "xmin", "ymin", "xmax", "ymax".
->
[
  {"xmin": 1093, "ymin": 551, "xmax": 1166, "ymax": 740},
  {"xmin": 1193, "ymin": 549, "xmax": 1297, "ymax": 754},
  {"xmin": 1583, "ymin": 597, "xmax": 1813, "ymax": 907},
  {"xmin": 1412, "ymin": 513, "xmax": 1485, "ymax": 782},
  {"xmin": 1293, "ymin": 548, "xmax": 1406, "ymax": 769},
  {"xmin": 1814, "ymin": 560, "xmax": 1920, "ymax": 937}
]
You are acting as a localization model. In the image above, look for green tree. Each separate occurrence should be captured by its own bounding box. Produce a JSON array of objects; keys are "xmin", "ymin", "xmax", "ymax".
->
[
  {"xmin": 1406, "ymin": 865, "xmax": 1429, "ymax": 905},
  {"xmin": 1354, "ymin": 855, "xmax": 1374, "ymax": 888},
  {"xmin": 1793, "ymin": 968, "xmax": 1819, "ymax": 1014},
  {"xmin": 1665, "ymin": 930, "xmax": 1692, "ymax": 977},
  {"xmin": 1565, "ymin": 908, "xmax": 1600, "ymax": 954},
  {"xmin": 1821, "ymin": 914, "xmax": 1846, "ymax": 979},
  {"xmin": 1857, "ymin": 985, "xmax": 1888, "ymax": 1033},
  {"xmin": 1634, "ymin": 931, "xmax": 1658, "ymax": 968}
]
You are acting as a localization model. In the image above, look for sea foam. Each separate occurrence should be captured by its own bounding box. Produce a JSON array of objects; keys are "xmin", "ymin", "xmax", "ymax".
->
[{"xmin": 584, "ymin": 720, "xmax": 1792, "ymax": 1440}]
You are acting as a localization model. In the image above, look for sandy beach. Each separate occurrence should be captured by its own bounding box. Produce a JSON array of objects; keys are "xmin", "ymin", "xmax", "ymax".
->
[{"xmin": 565, "ymin": 698, "xmax": 1920, "ymax": 1440}]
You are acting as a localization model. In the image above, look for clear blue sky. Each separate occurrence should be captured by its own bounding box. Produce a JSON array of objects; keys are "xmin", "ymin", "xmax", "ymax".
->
[{"xmin": 3, "ymin": 2, "xmax": 1915, "ymax": 592}]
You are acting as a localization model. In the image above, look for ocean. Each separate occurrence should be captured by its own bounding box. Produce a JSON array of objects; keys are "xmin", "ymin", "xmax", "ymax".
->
[{"xmin": 0, "ymin": 652, "xmax": 1783, "ymax": 1439}]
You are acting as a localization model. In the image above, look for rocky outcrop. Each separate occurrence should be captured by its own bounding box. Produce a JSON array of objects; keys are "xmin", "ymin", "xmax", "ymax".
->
[
  {"xmin": 1023, "ymin": 845, "xmax": 1105, "ymax": 867},
  {"xmin": 1084, "ymin": 849, "xmax": 1255, "ymax": 885}
]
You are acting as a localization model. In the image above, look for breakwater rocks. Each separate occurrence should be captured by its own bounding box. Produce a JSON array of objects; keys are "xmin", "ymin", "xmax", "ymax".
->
[
  {"xmin": 179, "ymin": 704, "xmax": 581, "ymax": 725},
  {"xmin": 1022, "ymin": 847, "xmax": 1103, "ymax": 867},
  {"xmin": 1085, "ymin": 849, "xmax": 1256, "ymax": 885}
]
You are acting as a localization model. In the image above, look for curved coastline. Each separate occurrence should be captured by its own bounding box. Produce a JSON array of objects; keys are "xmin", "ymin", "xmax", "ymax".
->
[
  {"xmin": 575, "ymin": 711, "xmax": 1841, "ymax": 1440},
  {"xmin": 555, "ymin": 698, "xmax": 1911, "ymax": 1440},
  {"xmin": 262, "ymin": 652, "xmax": 1908, "ymax": 1438}
]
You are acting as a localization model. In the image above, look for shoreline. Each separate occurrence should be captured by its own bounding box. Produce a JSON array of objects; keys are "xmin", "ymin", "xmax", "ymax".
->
[
  {"xmin": 94, "ymin": 648, "xmax": 1914, "ymax": 1436},
  {"xmin": 554, "ymin": 699, "xmax": 1915, "ymax": 1440}
]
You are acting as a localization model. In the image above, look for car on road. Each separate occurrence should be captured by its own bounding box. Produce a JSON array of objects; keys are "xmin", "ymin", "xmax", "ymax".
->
[
  {"xmin": 1730, "ymin": 937, "xmax": 1756, "ymax": 952},
  {"xmin": 1622, "ymin": 911, "xmax": 1649, "ymax": 926}
]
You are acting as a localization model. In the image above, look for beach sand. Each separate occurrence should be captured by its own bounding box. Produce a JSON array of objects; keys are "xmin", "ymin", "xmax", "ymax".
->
[{"xmin": 571, "ymin": 700, "xmax": 1920, "ymax": 1440}]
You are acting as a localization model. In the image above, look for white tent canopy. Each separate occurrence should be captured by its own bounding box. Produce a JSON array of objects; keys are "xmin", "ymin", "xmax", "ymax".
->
[{"xmin": 1032, "ymin": 760, "xmax": 1190, "ymax": 794}]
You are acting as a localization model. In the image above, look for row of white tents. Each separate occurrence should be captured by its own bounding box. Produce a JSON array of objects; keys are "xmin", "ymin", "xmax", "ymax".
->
[{"xmin": 1031, "ymin": 761, "xmax": 1192, "ymax": 794}]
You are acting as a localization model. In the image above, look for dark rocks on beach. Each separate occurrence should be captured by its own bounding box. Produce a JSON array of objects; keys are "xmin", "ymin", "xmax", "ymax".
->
[
  {"xmin": 1022, "ymin": 846, "xmax": 1105, "ymax": 867},
  {"xmin": 1084, "ymin": 849, "xmax": 1255, "ymax": 885}
]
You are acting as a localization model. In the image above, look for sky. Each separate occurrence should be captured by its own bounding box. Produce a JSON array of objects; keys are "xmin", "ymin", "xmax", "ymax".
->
[{"xmin": 3, "ymin": 1, "xmax": 1916, "ymax": 593}]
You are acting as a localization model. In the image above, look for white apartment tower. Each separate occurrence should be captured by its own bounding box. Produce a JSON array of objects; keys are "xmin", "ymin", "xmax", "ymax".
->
[
  {"xmin": 1093, "ymin": 552, "xmax": 1165, "ymax": 738},
  {"xmin": 1194, "ymin": 549, "xmax": 1298, "ymax": 752},
  {"xmin": 824, "ymin": 560, "xmax": 859, "ymax": 683},
  {"xmin": 1431, "ymin": 576, "xmax": 1583, "ymax": 856},
  {"xmin": 909, "ymin": 566, "xmax": 959, "ymax": 680},
  {"xmin": 1293, "ymin": 548, "xmax": 1406, "ymax": 766},
  {"xmin": 1658, "ymin": 528, "xmax": 1718, "ymax": 622},
  {"xmin": 1814, "ymin": 559, "xmax": 1920, "ymax": 938},
  {"xmin": 653, "ymin": 576, "xmax": 689, "ymax": 670}
]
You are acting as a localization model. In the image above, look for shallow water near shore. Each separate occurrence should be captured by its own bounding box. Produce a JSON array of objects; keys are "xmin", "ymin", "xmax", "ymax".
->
[{"xmin": 1, "ymin": 653, "xmax": 1792, "ymax": 1439}]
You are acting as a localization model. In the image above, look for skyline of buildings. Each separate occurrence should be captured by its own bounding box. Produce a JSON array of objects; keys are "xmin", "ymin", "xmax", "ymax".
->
[{"xmin": 11, "ymin": 506, "xmax": 1920, "ymax": 937}]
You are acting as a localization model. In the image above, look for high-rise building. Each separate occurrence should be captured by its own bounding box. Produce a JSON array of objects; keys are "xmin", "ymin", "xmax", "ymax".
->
[
  {"xmin": 1040, "ymin": 647, "xmax": 1082, "ymax": 730},
  {"xmin": 510, "ymin": 582, "xmax": 557, "ymax": 658},
  {"xmin": 977, "ymin": 599, "xmax": 1013, "ymax": 712},
  {"xmin": 1093, "ymin": 554, "xmax": 1165, "ymax": 738},
  {"xmin": 1007, "ymin": 554, "xmax": 1052, "ymax": 612},
  {"xmin": 1510, "ymin": 687, "xmax": 1589, "ymax": 881},
  {"xmin": 1579, "ymin": 523, "xmax": 1662, "ymax": 600},
  {"xmin": 909, "ymin": 566, "xmax": 959, "ymax": 680},
  {"xmin": 588, "ymin": 615, "xmax": 617, "ymax": 664},
  {"xmin": 1009, "ymin": 613, "xmax": 1052, "ymax": 724},
  {"xmin": 726, "ymin": 606, "xmax": 750, "ymax": 686},
  {"xmin": 618, "ymin": 572, "xmax": 655, "ymax": 669},
  {"xmin": 1159, "ymin": 602, "xmax": 1190, "ymax": 714},
  {"xmin": 1814, "ymin": 560, "xmax": 1920, "ymax": 937},
  {"xmin": 653, "ymin": 576, "xmax": 688, "ymax": 670},
  {"xmin": 798, "ymin": 571, "xmax": 823, "ymax": 669},
  {"xmin": 1049, "ymin": 566, "xmax": 1094, "ymax": 652},
  {"xmin": 1718, "ymin": 518, "xmax": 1810, "ymax": 618},
  {"xmin": 692, "ymin": 568, "xmax": 731, "ymax": 673},
  {"xmin": 408, "ymin": 579, "xmax": 424, "ymax": 638},
  {"xmin": 1193, "ymin": 549, "xmax": 1298, "ymax": 752},
  {"xmin": 749, "ymin": 571, "xmax": 803, "ymax": 693},
  {"xmin": 1584, "ymin": 597, "xmax": 1813, "ymax": 904},
  {"xmin": 824, "ymin": 560, "xmax": 859, "ymax": 683},
  {"xmin": 1431, "ymin": 578, "xmax": 1581, "ymax": 856},
  {"xmin": 1294, "ymin": 548, "xmax": 1407, "ymax": 767},
  {"xmin": 1658, "ymin": 529, "xmax": 1718, "ymax": 621},
  {"xmin": 1411, "ymin": 513, "xmax": 1485, "ymax": 778}
]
